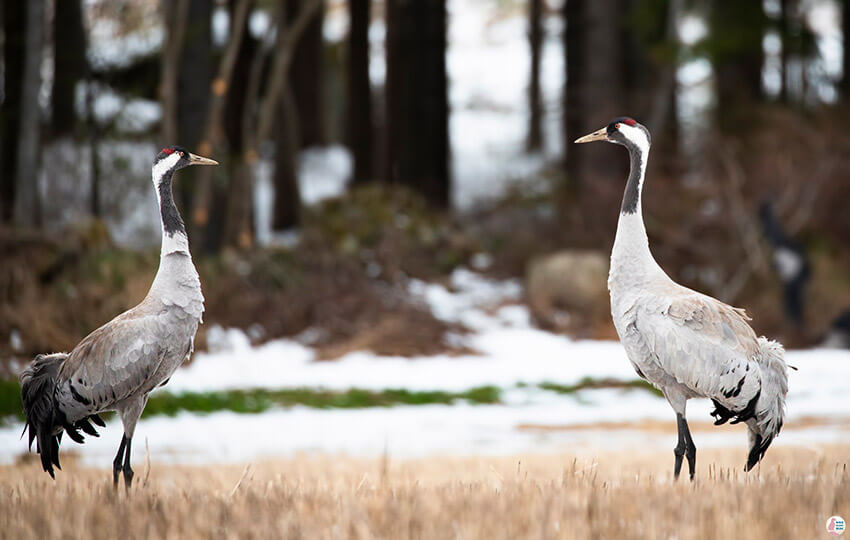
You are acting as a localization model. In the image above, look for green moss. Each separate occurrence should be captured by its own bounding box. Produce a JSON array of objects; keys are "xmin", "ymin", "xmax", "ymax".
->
[
  {"xmin": 538, "ymin": 378, "xmax": 663, "ymax": 397},
  {"xmin": 142, "ymin": 385, "xmax": 502, "ymax": 417},
  {"xmin": 0, "ymin": 375, "xmax": 661, "ymax": 428}
]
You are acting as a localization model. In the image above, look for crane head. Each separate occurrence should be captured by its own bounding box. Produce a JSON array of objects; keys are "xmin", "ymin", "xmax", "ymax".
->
[
  {"xmin": 154, "ymin": 146, "xmax": 219, "ymax": 173},
  {"xmin": 574, "ymin": 117, "xmax": 651, "ymax": 153}
]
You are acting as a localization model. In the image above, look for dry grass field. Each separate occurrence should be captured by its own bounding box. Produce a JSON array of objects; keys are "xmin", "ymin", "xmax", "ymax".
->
[{"xmin": 1, "ymin": 445, "xmax": 848, "ymax": 539}]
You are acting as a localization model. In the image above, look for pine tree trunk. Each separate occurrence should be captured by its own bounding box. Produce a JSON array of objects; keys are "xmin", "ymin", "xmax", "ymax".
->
[
  {"xmin": 287, "ymin": 0, "xmax": 325, "ymax": 147},
  {"xmin": 189, "ymin": 0, "xmax": 254, "ymax": 253},
  {"xmin": 272, "ymin": 90, "xmax": 301, "ymax": 230},
  {"xmin": 0, "ymin": 0, "xmax": 25, "ymax": 223},
  {"xmin": 527, "ymin": 0, "xmax": 544, "ymax": 152},
  {"xmin": 710, "ymin": 0, "xmax": 765, "ymax": 130},
  {"xmin": 779, "ymin": 0, "xmax": 790, "ymax": 103},
  {"xmin": 564, "ymin": 0, "xmax": 584, "ymax": 195},
  {"xmin": 15, "ymin": 0, "xmax": 45, "ymax": 227},
  {"xmin": 385, "ymin": 0, "xmax": 450, "ymax": 207},
  {"xmin": 842, "ymin": 0, "xmax": 850, "ymax": 98},
  {"xmin": 564, "ymin": 0, "xmax": 624, "ymax": 195},
  {"xmin": 52, "ymin": 0, "xmax": 87, "ymax": 136},
  {"xmin": 346, "ymin": 0, "xmax": 373, "ymax": 184},
  {"xmin": 177, "ymin": 0, "xmax": 213, "ymax": 210}
]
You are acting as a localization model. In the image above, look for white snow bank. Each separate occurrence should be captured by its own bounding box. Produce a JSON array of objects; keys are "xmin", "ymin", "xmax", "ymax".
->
[{"xmin": 167, "ymin": 268, "xmax": 850, "ymax": 428}]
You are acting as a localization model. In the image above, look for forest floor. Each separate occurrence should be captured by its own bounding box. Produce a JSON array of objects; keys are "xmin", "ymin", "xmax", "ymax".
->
[{"xmin": 2, "ymin": 445, "xmax": 848, "ymax": 539}]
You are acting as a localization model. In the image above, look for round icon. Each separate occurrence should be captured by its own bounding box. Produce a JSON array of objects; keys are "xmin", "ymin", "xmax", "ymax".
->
[{"xmin": 827, "ymin": 516, "xmax": 846, "ymax": 536}]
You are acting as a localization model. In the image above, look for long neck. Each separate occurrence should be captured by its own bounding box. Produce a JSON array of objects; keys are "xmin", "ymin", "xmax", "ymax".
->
[
  {"xmin": 620, "ymin": 142, "xmax": 647, "ymax": 216},
  {"xmin": 611, "ymin": 142, "xmax": 662, "ymax": 287},
  {"xmin": 154, "ymin": 168, "xmax": 190, "ymax": 257}
]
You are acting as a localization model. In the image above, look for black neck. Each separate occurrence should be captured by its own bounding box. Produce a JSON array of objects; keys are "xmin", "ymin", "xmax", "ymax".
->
[
  {"xmin": 158, "ymin": 171, "xmax": 186, "ymax": 236},
  {"xmin": 620, "ymin": 143, "xmax": 645, "ymax": 215}
]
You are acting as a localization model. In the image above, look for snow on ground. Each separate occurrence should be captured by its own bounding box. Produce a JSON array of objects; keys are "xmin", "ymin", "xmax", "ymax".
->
[{"xmin": 1, "ymin": 269, "xmax": 847, "ymax": 465}]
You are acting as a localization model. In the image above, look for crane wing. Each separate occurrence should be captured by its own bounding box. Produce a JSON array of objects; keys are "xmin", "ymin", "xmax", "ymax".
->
[
  {"xmin": 633, "ymin": 290, "xmax": 762, "ymax": 410},
  {"xmin": 57, "ymin": 309, "xmax": 172, "ymax": 417}
]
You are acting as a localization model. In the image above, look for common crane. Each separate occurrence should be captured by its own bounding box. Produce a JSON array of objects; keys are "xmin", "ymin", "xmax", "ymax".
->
[
  {"xmin": 575, "ymin": 118, "xmax": 790, "ymax": 480},
  {"xmin": 21, "ymin": 147, "xmax": 217, "ymax": 488}
]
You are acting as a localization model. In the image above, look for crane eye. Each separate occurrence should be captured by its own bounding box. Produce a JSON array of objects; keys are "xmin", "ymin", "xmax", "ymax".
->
[{"xmin": 615, "ymin": 123, "xmax": 621, "ymax": 129}]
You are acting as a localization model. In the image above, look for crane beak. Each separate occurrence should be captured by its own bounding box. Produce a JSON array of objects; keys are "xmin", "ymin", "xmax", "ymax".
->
[
  {"xmin": 574, "ymin": 128, "xmax": 609, "ymax": 144},
  {"xmin": 188, "ymin": 153, "xmax": 219, "ymax": 166}
]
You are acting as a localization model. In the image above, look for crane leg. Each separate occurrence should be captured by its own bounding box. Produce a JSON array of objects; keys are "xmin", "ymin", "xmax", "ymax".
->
[
  {"xmin": 112, "ymin": 435, "xmax": 127, "ymax": 489},
  {"xmin": 681, "ymin": 417, "xmax": 696, "ymax": 480},
  {"xmin": 673, "ymin": 414, "xmax": 686, "ymax": 479},
  {"xmin": 123, "ymin": 436, "xmax": 134, "ymax": 490}
]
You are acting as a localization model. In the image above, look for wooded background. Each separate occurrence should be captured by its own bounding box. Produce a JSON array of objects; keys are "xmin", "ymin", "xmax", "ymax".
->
[{"xmin": 1, "ymin": 0, "xmax": 849, "ymax": 358}]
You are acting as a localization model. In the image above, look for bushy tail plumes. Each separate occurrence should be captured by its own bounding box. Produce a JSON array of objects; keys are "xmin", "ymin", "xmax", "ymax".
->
[
  {"xmin": 745, "ymin": 338, "xmax": 789, "ymax": 471},
  {"xmin": 20, "ymin": 354, "xmax": 105, "ymax": 478},
  {"xmin": 20, "ymin": 354, "xmax": 66, "ymax": 477}
]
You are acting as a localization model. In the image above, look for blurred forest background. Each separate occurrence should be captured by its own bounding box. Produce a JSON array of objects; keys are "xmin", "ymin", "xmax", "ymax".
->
[{"xmin": 1, "ymin": 0, "xmax": 849, "ymax": 370}]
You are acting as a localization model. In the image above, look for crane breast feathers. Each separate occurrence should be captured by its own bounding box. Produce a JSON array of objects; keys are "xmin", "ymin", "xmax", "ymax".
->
[
  {"xmin": 59, "ymin": 314, "xmax": 168, "ymax": 407},
  {"xmin": 636, "ymin": 293, "xmax": 763, "ymax": 402}
]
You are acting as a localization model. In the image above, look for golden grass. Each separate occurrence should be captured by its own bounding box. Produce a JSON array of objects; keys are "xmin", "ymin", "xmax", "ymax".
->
[{"xmin": 1, "ymin": 445, "xmax": 848, "ymax": 539}]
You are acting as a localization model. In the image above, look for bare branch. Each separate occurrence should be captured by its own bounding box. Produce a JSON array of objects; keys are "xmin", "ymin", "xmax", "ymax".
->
[{"xmin": 253, "ymin": 0, "xmax": 323, "ymax": 150}]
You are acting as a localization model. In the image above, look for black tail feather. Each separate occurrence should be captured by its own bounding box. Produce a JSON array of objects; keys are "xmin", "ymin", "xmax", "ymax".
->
[
  {"xmin": 90, "ymin": 414, "xmax": 106, "ymax": 428},
  {"xmin": 745, "ymin": 432, "xmax": 775, "ymax": 471},
  {"xmin": 76, "ymin": 418, "xmax": 100, "ymax": 437},
  {"xmin": 20, "ymin": 353, "xmax": 74, "ymax": 478}
]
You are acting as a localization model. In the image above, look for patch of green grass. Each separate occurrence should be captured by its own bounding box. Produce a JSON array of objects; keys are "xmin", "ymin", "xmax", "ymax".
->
[
  {"xmin": 0, "ymin": 375, "xmax": 661, "ymax": 427},
  {"xmin": 142, "ymin": 386, "xmax": 502, "ymax": 417},
  {"xmin": 537, "ymin": 377, "xmax": 663, "ymax": 397},
  {"xmin": 0, "ymin": 380, "xmax": 503, "ymax": 425}
]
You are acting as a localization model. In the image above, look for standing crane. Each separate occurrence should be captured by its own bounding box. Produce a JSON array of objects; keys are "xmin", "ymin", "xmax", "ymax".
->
[
  {"xmin": 575, "ymin": 118, "xmax": 790, "ymax": 480},
  {"xmin": 20, "ymin": 147, "xmax": 217, "ymax": 489}
]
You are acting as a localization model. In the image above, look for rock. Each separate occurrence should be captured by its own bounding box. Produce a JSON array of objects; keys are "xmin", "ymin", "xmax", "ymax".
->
[{"xmin": 526, "ymin": 250, "xmax": 610, "ymax": 336}]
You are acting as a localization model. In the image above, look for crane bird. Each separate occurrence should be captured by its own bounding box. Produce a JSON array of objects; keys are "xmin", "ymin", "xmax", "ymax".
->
[
  {"xmin": 575, "ymin": 118, "xmax": 790, "ymax": 480},
  {"xmin": 20, "ymin": 147, "xmax": 217, "ymax": 488}
]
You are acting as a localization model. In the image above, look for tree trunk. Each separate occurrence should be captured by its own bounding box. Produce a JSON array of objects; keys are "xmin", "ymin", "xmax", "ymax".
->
[
  {"xmin": 192, "ymin": 0, "xmax": 254, "ymax": 253},
  {"xmin": 624, "ymin": 0, "xmax": 678, "ymax": 173},
  {"xmin": 223, "ymin": 0, "xmax": 320, "ymax": 246},
  {"xmin": 176, "ymin": 0, "xmax": 213, "ymax": 209},
  {"xmin": 1, "ymin": 0, "xmax": 25, "ymax": 223},
  {"xmin": 779, "ymin": 0, "xmax": 790, "ymax": 103},
  {"xmin": 563, "ymin": 0, "xmax": 624, "ymax": 196},
  {"xmin": 287, "ymin": 0, "xmax": 325, "ymax": 147},
  {"xmin": 564, "ymin": 0, "xmax": 584, "ymax": 195},
  {"xmin": 272, "ymin": 90, "xmax": 301, "ymax": 230},
  {"xmin": 526, "ymin": 0, "xmax": 544, "ymax": 152},
  {"xmin": 841, "ymin": 0, "xmax": 850, "ymax": 100},
  {"xmin": 52, "ymin": 0, "xmax": 87, "ymax": 136},
  {"xmin": 385, "ymin": 0, "xmax": 450, "ymax": 207},
  {"xmin": 710, "ymin": 0, "xmax": 765, "ymax": 130},
  {"xmin": 15, "ymin": 0, "xmax": 45, "ymax": 227},
  {"xmin": 346, "ymin": 0, "xmax": 373, "ymax": 184},
  {"xmin": 159, "ymin": 0, "xmax": 190, "ymax": 145}
]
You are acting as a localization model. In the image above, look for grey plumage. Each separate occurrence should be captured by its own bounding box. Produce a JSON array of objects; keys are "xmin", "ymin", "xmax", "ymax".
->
[
  {"xmin": 576, "ymin": 118, "xmax": 790, "ymax": 479},
  {"xmin": 20, "ymin": 147, "xmax": 215, "ymax": 486}
]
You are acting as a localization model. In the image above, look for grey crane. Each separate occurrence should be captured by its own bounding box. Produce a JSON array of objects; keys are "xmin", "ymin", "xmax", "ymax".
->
[
  {"xmin": 575, "ymin": 118, "xmax": 790, "ymax": 480},
  {"xmin": 20, "ymin": 147, "xmax": 217, "ymax": 488}
]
